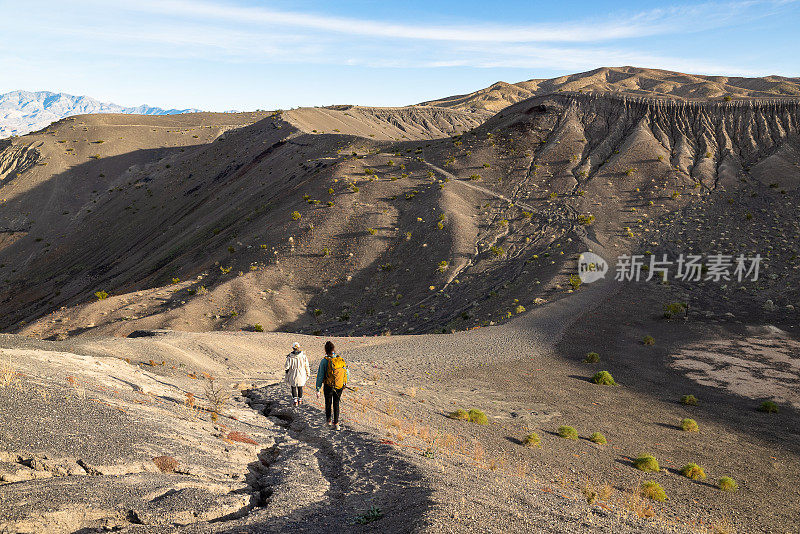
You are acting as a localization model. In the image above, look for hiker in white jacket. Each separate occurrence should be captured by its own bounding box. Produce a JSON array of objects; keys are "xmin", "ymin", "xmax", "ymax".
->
[{"xmin": 285, "ymin": 342, "xmax": 310, "ymax": 407}]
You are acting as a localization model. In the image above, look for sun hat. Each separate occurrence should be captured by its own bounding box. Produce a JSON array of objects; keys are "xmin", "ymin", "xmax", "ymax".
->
[{"xmin": 292, "ymin": 342, "xmax": 301, "ymax": 350}]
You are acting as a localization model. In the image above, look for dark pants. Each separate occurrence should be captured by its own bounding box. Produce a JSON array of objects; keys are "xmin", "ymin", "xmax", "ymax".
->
[
  {"xmin": 323, "ymin": 384, "xmax": 343, "ymax": 424},
  {"xmin": 291, "ymin": 386, "xmax": 303, "ymax": 398}
]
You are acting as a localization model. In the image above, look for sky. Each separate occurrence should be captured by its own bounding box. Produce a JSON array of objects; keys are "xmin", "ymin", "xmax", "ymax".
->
[{"xmin": 0, "ymin": 0, "xmax": 798, "ymax": 111}]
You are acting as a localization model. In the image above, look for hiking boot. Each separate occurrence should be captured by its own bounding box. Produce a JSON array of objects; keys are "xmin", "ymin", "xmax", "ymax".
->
[
  {"xmin": 334, "ymin": 423, "xmax": 341, "ymax": 431},
  {"xmin": 326, "ymin": 420, "xmax": 332, "ymax": 426}
]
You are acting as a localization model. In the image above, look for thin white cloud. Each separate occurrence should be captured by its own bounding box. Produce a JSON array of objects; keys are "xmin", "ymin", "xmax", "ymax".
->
[{"xmin": 110, "ymin": 0, "xmax": 792, "ymax": 43}]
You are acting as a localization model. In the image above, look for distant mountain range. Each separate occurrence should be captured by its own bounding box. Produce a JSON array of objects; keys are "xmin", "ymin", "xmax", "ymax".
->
[{"xmin": 0, "ymin": 90, "xmax": 201, "ymax": 138}]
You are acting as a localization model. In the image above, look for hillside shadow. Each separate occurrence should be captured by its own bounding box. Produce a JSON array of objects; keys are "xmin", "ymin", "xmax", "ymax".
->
[{"xmin": 0, "ymin": 114, "xmax": 307, "ymax": 331}]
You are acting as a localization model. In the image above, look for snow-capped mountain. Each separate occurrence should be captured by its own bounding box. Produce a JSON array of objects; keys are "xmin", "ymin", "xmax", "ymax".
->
[{"xmin": 0, "ymin": 90, "xmax": 201, "ymax": 137}]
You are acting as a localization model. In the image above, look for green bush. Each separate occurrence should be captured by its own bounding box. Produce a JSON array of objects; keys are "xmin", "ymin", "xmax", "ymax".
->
[
  {"xmin": 558, "ymin": 426, "xmax": 578, "ymax": 440},
  {"xmin": 490, "ymin": 245, "xmax": 505, "ymax": 257},
  {"xmin": 680, "ymin": 395, "xmax": 698, "ymax": 406},
  {"xmin": 591, "ymin": 371, "xmax": 617, "ymax": 386},
  {"xmin": 448, "ymin": 409, "xmax": 469, "ymax": 420},
  {"xmin": 253, "ymin": 324, "xmax": 264, "ymax": 332},
  {"xmin": 467, "ymin": 409, "xmax": 488, "ymax": 425},
  {"xmin": 758, "ymin": 401, "xmax": 779, "ymax": 413},
  {"xmin": 94, "ymin": 291, "xmax": 109, "ymax": 300},
  {"xmin": 589, "ymin": 432, "xmax": 607, "ymax": 445},
  {"xmin": 634, "ymin": 454, "xmax": 660, "ymax": 472},
  {"xmin": 522, "ymin": 433, "xmax": 541, "ymax": 448},
  {"xmin": 290, "ymin": 211, "xmax": 301, "ymax": 221},
  {"xmin": 680, "ymin": 463, "xmax": 706, "ymax": 480},
  {"xmin": 568, "ymin": 274, "xmax": 582, "ymax": 290},
  {"xmin": 681, "ymin": 418, "xmax": 699, "ymax": 432},
  {"xmin": 663, "ymin": 301, "xmax": 687, "ymax": 319},
  {"xmin": 718, "ymin": 476, "xmax": 738, "ymax": 492},
  {"xmin": 640, "ymin": 481, "xmax": 667, "ymax": 502},
  {"xmin": 583, "ymin": 352, "xmax": 600, "ymax": 363},
  {"xmin": 642, "ymin": 335, "xmax": 655, "ymax": 345}
]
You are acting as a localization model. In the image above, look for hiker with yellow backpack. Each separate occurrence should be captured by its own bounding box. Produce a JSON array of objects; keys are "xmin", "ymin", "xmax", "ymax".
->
[{"xmin": 315, "ymin": 341, "xmax": 348, "ymax": 431}]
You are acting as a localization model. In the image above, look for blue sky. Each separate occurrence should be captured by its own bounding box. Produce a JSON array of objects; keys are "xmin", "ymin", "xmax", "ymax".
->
[{"xmin": 1, "ymin": 0, "xmax": 798, "ymax": 110}]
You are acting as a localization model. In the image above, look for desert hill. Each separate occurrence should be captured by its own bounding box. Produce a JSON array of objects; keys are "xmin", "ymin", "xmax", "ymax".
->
[
  {"xmin": 422, "ymin": 66, "xmax": 800, "ymax": 112},
  {"xmin": 0, "ymin": 90, "xmax": 201, "ymax": 138},
  {"xmin": 1, "ymin": 69, "xmax": 800, "ymax": 532},
  {"xmin": 3, "ymin": 88, "xmax": 799, "ymax": 341}
]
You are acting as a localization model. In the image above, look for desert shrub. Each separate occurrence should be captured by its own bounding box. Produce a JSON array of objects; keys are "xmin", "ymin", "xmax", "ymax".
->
[
  {"xmin": 681, "ymin": 395, "xmax": 698, "ymax": 406},
  {"xmin": 515, "ymin": 304, "xmax": 526, "ymax": 314},
  {"xmin": 634, "ymin": 454, "xmax": 660, "ymax": 472},
  {"xmin": 437, "ymin": 260, "xmax": 448, "ymax": 272},
  {"xmin": 522, "ymin": 433, "xmax": 541, "ymax": 448},
  {"xmin": 568, "ymin": 274, "xmax": 582, "ymax": 290},
  {"xmin": 680, "ymin": 463, "xmax": 706, "ymax": 480},
  {"xmin": 467, "ymin": 409, "xmax": 488, "ymax": 425},
  {"xmin": 94, "ymin": 290, "xmax": 109, "ymax": 300},
  {"xmin": 578, "ymin": 214, "xmax": 595, "ymax": 226},
  {"xmin": 681, "ymin": 418, "xmax": 699, "ymax": 432},
  {"xmin": 583, "ymin": 352, "xmax": 600, "ymax": 363},
  {"xmin": 227, "ymin": 431, "xmax": 258, "ymax": 445},
  {"xmin": 558, "ymin": 425, "xmax": 578, "ymax": 440},
  {"xmin": 589, "ymin": 432, "xmax": 607, "ymax": 445},
  {"xmin": 758, "ymin": 401, "xmax": 779, "ymax": 413},
  {"xmin": 642, "ymin": 335, "xmax": 655, "ymax": 345},
  {"xmin": 448, "ymin": 409, "xmax": 469, "ymax": 420},
  {"xmin": 291, "ymin": 211, "xmax": 301, "ymax": 221},
  {"xmin": 582, "ymin": 480, "xmax": 613, "ymax": 504},
  {"xmin": 367, "ymin": 227, "xmax": 376, "ymax": 235},
  {"xmin": 639, "ymin": 481, "xmax": 667, "ymax": 502},
  {"xmin": 437, "ymin": 221, "xmax": 444, "ymax": 230},
  {"xmin": 253, "ymin": 324, "xmax": 264, "ymax": 332},
  {"xmin": 663, "ymin": 301, "xmax": 687, "ymax": 319},
  {"xmin": 152, "ymin": 455, "xmax": 178, "ymax": 472},
  {"xmin": 591, "ymin": 371, "xmax": 617, "ymax": 386},
  {"xmin": 718, "ymin": 476, "xmax": 738, "ymax": 491},
  {"xmin": 353, "ymin": 506, "xmax": 383, "ymax": 524},
  {"xmin": 490, "ymin": 245, "xmax": 505, "ymax": 257},
  {"xmin": 203, "ymin": 376, "xmax": 230, "ymax": 419},
  {"xmin": 625, "ymin": 168, "xmax": 635, "ymax": 176}
]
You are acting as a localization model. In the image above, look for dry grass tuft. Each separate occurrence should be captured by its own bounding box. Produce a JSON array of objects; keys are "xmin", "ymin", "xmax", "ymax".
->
[
  {"xmin": 203, "ymin": 376, "xmax": 231, "ymax": 420},
  {"xmin": 227, "ymin": 431, "xmax": 258, "ymax": 445},
  {"xmin": 0, "ymin": 361, "xmax": 22, "ymax": 390},
  {"xmin": 152, "ymin": 455, "xmax": 179, "ymax": 472},
  {"xmin": 582, "ymin": 478, "xmax": 613, "ymax": 504}
]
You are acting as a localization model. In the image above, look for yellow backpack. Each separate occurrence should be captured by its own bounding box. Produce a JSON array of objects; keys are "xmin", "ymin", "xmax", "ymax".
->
[{"xmin": 324, "ymin": 356, "xmax": 347, "ymax": 389}]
